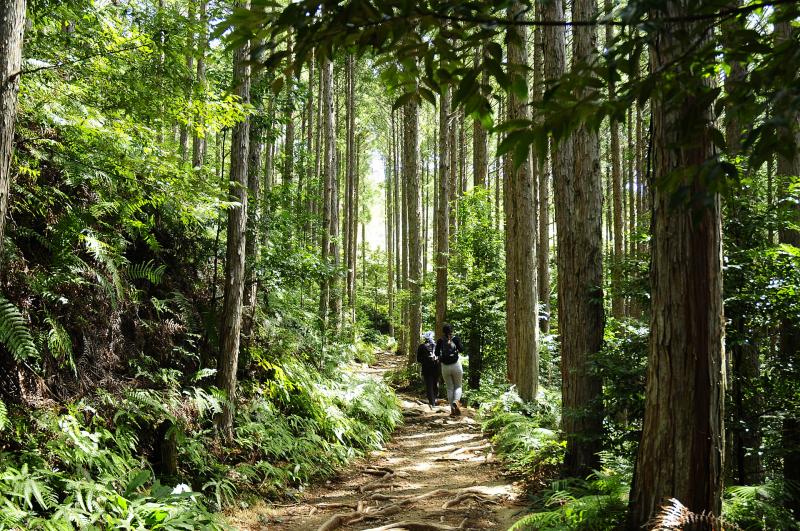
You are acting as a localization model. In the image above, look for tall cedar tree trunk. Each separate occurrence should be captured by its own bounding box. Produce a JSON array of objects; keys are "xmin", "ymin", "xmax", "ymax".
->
[
  {"xmin": 470, "ymin": 50, "xmax": 488, "ymax": 389},
  {"xmin": 422, "ymin": 159, "xmax": 429, "ymax": 276},
  {"xmin": 552, "ymin": 0, "xmax": 605, "ymax": 476},
  {"xmin": 344, "ymin": 55, "xmax": 356, "ymax": 321},
  {"xmin": 628, "ymin": 2, "xmax": 725, "ymax": 526},
  {"xmin": 192, "ymin": 0, "xmax": 207, "ymax": 168},
  {"xmin": 0, "ymin": 0, "xmax": 26, "ymax": 264},
  {"xmin": 242, "ymin": 102, "xmax": 263, "ymax": 353},
  {"xmin": 435, "ymin": 88, "xmax": 451, "ymax": 336},
  {"xmin": 351, "ymin": 134, "xmax": 360, "ymax": 324},
  {"xmin": 215, "ymin": 17, "xmax": 250, "ymax": 442},
  {"xmin": 405, "ymin": 100, "xmax": 421, "ymax": 364},
  {"xmin": 283, "ymin": 39, "xmax": 295, "ymax": 186},
  {"xmin": 723, "ymin": 2, "xmax": 762, "ymax": 486},
  {"xmin": 606, "ymin": 0, "xmax": 624, "ymax": 320},
  {"xmin": 505, "ymin": 1, "xmax": 538, "ymax": 402},
  {"xmin": 533, "ymin": 8, "xmax": 550, "ymax": 333},
  {"xmin": 330, "ymin": 65, "xmax": 342, "ymax": 331},
  {"xmin": 179, "ymin": 3, "xmax": 194, "ymax": 162},
  {"xmin": 319, "ymin": 58, "xmax": 334, "ymax": 326},
  {"xmin": 386, "ymin": 123, "xmax": 395, "ymax": 336},
  {"xmin": 775, "ymin": 16, "xmax": 800, "ymax": 519}
]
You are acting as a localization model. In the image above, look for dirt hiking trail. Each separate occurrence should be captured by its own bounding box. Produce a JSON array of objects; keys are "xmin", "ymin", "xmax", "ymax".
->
[{"xmin": 228, "ymin": 354, "xmax": 526, "ymax": 530}]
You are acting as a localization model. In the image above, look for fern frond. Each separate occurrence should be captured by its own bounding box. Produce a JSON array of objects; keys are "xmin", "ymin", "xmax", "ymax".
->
[
  {"xmin": 0, "ymin": 295, "xmax": 39, "ymax": 361},
  {"xmin": 0, "ymin": 399, "xmax": 8, "ymax": 432},
  {"xmin": 125, "ymin": 260, "xmax": 166, "ymax": 285},
  {"xmin": 46, "ymin": 317, "xmax": 75, "ymax": 374}
]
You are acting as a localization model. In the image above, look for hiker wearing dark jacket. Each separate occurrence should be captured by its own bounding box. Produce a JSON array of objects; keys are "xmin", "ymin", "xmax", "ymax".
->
[
  {"xmin": 417, "ymin": 331, "xmax": 439, "ymax": 408},
  {"xmin": 435, "ymin": 323, "xmax": 464, "ymax": 416}
]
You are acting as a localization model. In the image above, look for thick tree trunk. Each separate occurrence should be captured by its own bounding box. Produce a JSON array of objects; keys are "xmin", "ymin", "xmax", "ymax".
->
[
  {"xmin": 550, "ymin": 0, "xmax": 605, "ymax": 477},
  {"xmin": 435, "ymin": 88, "xmax": 451, "ymax": 336},
  {"xmin": 0, "ymin": 0, "xmax": 26, "ymax": 265},
  {"xmin": 505, "ymin": 1, "xmax": 539, "ymax": 403},
  {"xmin": 215, "ymin": 16, "xmax": 251, "ymax": 442},
  {"xmin": 775, "ymin": 16, "xmax": 800, "ymax": 518},
  {"xmin": 404, "ymin": 100, "xmax": 421, "ymax": 365},
  {"xmin": 628, "ymin": 2, "xmax": 725, "ymax": 526}
]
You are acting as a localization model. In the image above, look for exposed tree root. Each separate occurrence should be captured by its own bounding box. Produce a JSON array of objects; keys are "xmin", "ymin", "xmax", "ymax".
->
[
  {"xmin": 441, "ymin": 491, "xmax": 499, "ymax": 509},
  {"xmin": 361, "ymin": 518, "xmax": 469, "ymax": 531},
  {"xmin": 316, "ymin": 501, "xmax": 365, "ymax": 531}
]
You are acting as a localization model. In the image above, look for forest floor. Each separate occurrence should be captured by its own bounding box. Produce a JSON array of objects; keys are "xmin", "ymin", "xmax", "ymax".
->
[{"xmin": 227, "ymin": 353, "xmax": 527, "ymax": 530}]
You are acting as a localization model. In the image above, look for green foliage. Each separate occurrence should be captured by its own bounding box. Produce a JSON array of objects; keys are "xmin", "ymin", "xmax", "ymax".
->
[
  {"xmin": 449, "ymin": 189, "xmax": 507, "ymax": 388},
  {"xmin": 509, "ymin": 463, "xmax": 630, "ymax": 531},
  {"xmin": 723, "ymin": 482, "xmax": 799, "ymax": 530},
  {"xmin": 0, "ymin": 295, "xmax": 38, "ymax": 361},
  {"xmin": 478, "ymin": 385, "xmax": 564, "ymax": 482},
  {"xmin": 597, "ymin": 319, "xmax": 648, "ymax": 459}
]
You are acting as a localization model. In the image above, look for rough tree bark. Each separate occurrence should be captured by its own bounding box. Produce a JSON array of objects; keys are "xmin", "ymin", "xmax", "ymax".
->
[
  {"xmin": 627, "ymin": 1, "xmax": 725, "ymax": 526},
  {"xmin": 215, "ymin": 13, "xmax": 251, "ymax": 442},
  {"xmin": 533, "ymin": 7, "xmax": 550, "ymax": 334},
  {"xmin": 505, "ymin": 1, "xmax": 539, "ymax": 402},
  {"xmin": 775, "ymin": 15, "xmax": 800, "ymax": 519},
  {"xmin": 435, "ymin": 87, "xmax": 451, "ymax": 337},
  {"xmin": 319, "ymin": 57, "xmax": 334, "ymax": 326},
  {"xmin": 550, "ymin": 0, "xmax": 605, "ymax": 477},
  {"xmin": 404, "ymin": 99, "xmax": 421, "ymax": 365},
  {"xmin": 0, "ymin": 0, "xmax": 26, "ymax": 265}
]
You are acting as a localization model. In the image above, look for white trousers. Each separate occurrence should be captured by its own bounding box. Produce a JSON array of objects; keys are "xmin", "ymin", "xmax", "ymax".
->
[{"xmin": 441, "ymin": 361, "xmax": 463, "ymax": 404}]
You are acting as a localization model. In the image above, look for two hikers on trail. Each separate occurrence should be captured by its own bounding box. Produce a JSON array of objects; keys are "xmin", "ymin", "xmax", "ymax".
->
[{"xmin": 416, "ymin": 323, "xmax": 464, "ymax": 416}]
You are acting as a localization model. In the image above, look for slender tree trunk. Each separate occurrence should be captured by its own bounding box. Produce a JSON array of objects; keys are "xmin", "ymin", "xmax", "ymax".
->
[
  {"xmin": 386, "ymin": 134, "xmax": 395, "ymax": 336},
  {"xmin": 534, "ymin": 10, "xmax": 550, "ymax": 334},
  {"xmin": 319, "ymin": 58, "xmax": 334, "ymax": 326},
  {"xmin": 192, "ymin": 0, "xmax": 207, "ymax": 168},
  {"xmin": 180, "ymin": 3, "xmax": 194, "ymax": 162},
  {"xmin": 241, "ymin": 93, "xmax": 263, "ymax": 351},
  {"xmin": 283, "ymin": 39, "xmax": 295, "ymax": 186},
  {"xmin": 351, "ymin": 135, "xmax": 360, "ymax": 324},
  {"xmin": 473, "ymin": 51, "xmax": 488, "ymax": 190},
  {"xmin": 505, "ymin": 1, "xmax": 539, "ymax": 402},
  {"xmin": 606, "ymin": 0, "xmax": 624, "ymax": 320},
  {"xmin": 344, "ymin": 55, "xmax": 356, "ymax": 320},
  {"xmin": 435, "ymin": 88, "xmax": 451, "ymax": 336},
  {"xmin": 215, "ymin": 16, "xmax": 251, "ymax": 442},
  {"xmin": 405, "ymin": 100, "xmax": 421, "ymax": 365},
  {"xmin": 0, "ymin": 0, "xmax": 26, "ymax": 265},
  {"xmin": 628, "ymin": 2, "xmax": 725, "ymax": 525}
]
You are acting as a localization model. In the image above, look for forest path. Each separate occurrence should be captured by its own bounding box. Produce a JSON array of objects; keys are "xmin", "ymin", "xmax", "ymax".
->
[{"xmin": 227, "ymin": 353, "xmax": 526, "ymax": 530}]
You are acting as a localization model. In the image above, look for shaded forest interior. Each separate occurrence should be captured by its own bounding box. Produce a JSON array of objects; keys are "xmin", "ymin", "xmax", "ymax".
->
[{"xmin": 0, "ymin": 0, "xmax": 799, "ymax": 529}]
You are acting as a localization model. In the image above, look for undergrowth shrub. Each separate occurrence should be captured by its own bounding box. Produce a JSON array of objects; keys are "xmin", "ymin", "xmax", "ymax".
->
[
  {"xmin": 0, "ymin": 351, "xmax": 401, "ymax": 528},
  {"xmin": 477, "ymin": 383, "xmax": 564, "ymax": 486},
  {"xmin": 508, "ymin": 457, "xmax": 630, "ymax": 531}
]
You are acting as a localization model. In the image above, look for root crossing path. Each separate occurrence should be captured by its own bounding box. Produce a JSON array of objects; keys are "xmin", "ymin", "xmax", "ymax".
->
[{"xmin": 229, "ymin": 354, "xmax": 525, "ymax": 530}]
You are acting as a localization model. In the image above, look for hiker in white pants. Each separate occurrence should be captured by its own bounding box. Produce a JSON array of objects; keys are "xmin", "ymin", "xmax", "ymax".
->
[{"xmin": 435, "ymin": 323, "xmax": 464, "ymax": 416}]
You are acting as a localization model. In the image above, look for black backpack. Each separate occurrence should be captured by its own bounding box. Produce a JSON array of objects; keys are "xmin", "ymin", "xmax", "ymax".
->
[{"xmin": 440, "ymin": 339, "xmax": 459, "ymax": 365}]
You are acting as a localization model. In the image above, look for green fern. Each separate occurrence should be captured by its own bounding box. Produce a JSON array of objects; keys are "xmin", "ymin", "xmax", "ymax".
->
[
  {"xmin": 0, "ymin": 295, "xmax": 39, "ymax": 361},
  {"xmin": 45, "ymin": 316, "xmax": 75, "ymax": 374},
  {"xmin": 0, "ymin": 399, "xmax": 8, "ymax": 432},
  {"xmin": 126, "ymin": 260, "xmax": 166, "ymax": 285}
]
